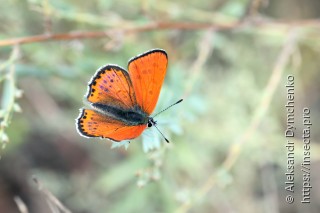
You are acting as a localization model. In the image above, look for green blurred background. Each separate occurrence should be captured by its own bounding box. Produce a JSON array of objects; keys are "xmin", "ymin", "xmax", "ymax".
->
[{"xmin": 0, "ymin": 0, "xmax": 320, "ymax": 212}]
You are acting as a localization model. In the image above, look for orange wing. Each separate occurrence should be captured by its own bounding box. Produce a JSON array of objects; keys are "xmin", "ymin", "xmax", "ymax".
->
[
  {"xmin": 76, "ymin": 109, "xmax": 147, "ymax": 141},
  {"xmin": 128, "ymin": 49, "xmax": 168, "ymax": 115},
  {"xmin": 86, "ymin": 65, "xmax": 136, "ymax": 110}
]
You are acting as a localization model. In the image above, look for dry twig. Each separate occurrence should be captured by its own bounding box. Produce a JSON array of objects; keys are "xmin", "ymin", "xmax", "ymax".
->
[
  {"xmin": 33, "ymin": 177, "xmax": 72, "ymax": 213},
  {"xmin": 1, "ymin": 19, "xmax": 319, "ymax": 47},
  {"xmin": 14, "ymin": 196, "xmax": 29, "ymax": 213}
]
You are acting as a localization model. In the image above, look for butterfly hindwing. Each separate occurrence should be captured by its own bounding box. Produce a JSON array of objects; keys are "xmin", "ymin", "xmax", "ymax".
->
[
  {"xmin": 128, "ymin": 49, "xmax": 168, "ymax": 115},
  {"xmin": 77, "ymin": 109, "xmax": 147, "ymax": 141},
  {"xmin": 86, "ymin": 65, "xmax": 137, "ymax": 109}
]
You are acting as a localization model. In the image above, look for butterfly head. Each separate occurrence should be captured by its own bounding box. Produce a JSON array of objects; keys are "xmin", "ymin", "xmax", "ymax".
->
[
  {"xmin": 146, "ymin": 99, "xmax": 183, "ymax": 143},
  {"xmin": 147, "ymin": 117, "xmax": 157, "ymax": 128},
  {"xmin": 147, "ymin": 116, "xmax": 169, "ymax": 143}
]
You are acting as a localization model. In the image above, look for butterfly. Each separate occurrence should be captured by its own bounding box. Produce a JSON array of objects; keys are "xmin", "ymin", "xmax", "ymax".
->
[{"xmin": 76, "ymin": 49, "xmax": 182, "ymax": 143}]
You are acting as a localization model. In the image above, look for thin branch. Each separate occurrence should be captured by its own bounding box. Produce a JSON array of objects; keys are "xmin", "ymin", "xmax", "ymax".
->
[
  {"xmin": 184, "ymin": 29, "xmax": 215, "ymax": 98},
  {"xmin": 14, "ymin": 196, "xmax": 29, "ymax": 213},
  {"xmin": 175, "ymin": 28, "xmax": 300, "ymax": 213},
  {"xmin": 0, "ymin": 19, "xmax": 319, "ymax": 47},
  {"xmin": 0, "ymin": 45, "xmax": 20, "ymax": 149},
  {"xmin": 33, "ymin": 177, "xmax": 72, "ymax": 213},
  {"xmin": 0, "ymin": 21, "xmax": 240, "ymax": 47}
]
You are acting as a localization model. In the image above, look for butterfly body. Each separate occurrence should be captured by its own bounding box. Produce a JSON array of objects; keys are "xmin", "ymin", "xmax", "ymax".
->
[
  {"xmin": 91, "ymin": 102, "xmax": 149, "ymax": 125},
  {"xmin": 76, "ymin": 49, "xmax": 168, "ymax": 142}
]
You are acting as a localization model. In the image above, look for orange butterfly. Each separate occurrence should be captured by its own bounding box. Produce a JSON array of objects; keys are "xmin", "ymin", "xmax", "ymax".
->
[{"xmin": 76, "ymin": 49, "xmax": 182, "ymax": 143}]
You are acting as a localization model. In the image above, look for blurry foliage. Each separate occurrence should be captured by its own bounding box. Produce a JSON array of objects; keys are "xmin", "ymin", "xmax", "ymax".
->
[{"xmin": 0, "ymin": 0, "xmax": 320, "ymax": 213}]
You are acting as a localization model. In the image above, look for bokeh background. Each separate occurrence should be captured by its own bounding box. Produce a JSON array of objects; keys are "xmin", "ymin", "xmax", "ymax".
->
[{"xmin": 0, "ymin": 0, "xmax": 320, "ymax": 212}]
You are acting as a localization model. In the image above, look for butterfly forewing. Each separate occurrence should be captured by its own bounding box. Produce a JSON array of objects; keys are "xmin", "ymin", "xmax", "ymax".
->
[
  {"xmin": 128, "ymin": 49, "xmax": 168, "ymax": 115},
  {"xmin": 86, "ymin": 65, "xmax": 137, "ymax": 110}
]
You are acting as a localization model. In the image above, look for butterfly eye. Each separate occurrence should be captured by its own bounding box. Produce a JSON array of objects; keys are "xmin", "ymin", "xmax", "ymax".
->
[{"xmin": 147, "ymin": 118, "xmax": 157, "ymax": 128}]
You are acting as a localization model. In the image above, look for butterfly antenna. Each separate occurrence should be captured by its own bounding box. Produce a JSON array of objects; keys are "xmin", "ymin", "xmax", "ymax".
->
[
  {"xmin": 154, "ymin": 124, "xmax": 170, "ymax": 143},
  {"xmin": 152, "ymin": 99, "xmax": 183, "ymax": 118}
]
